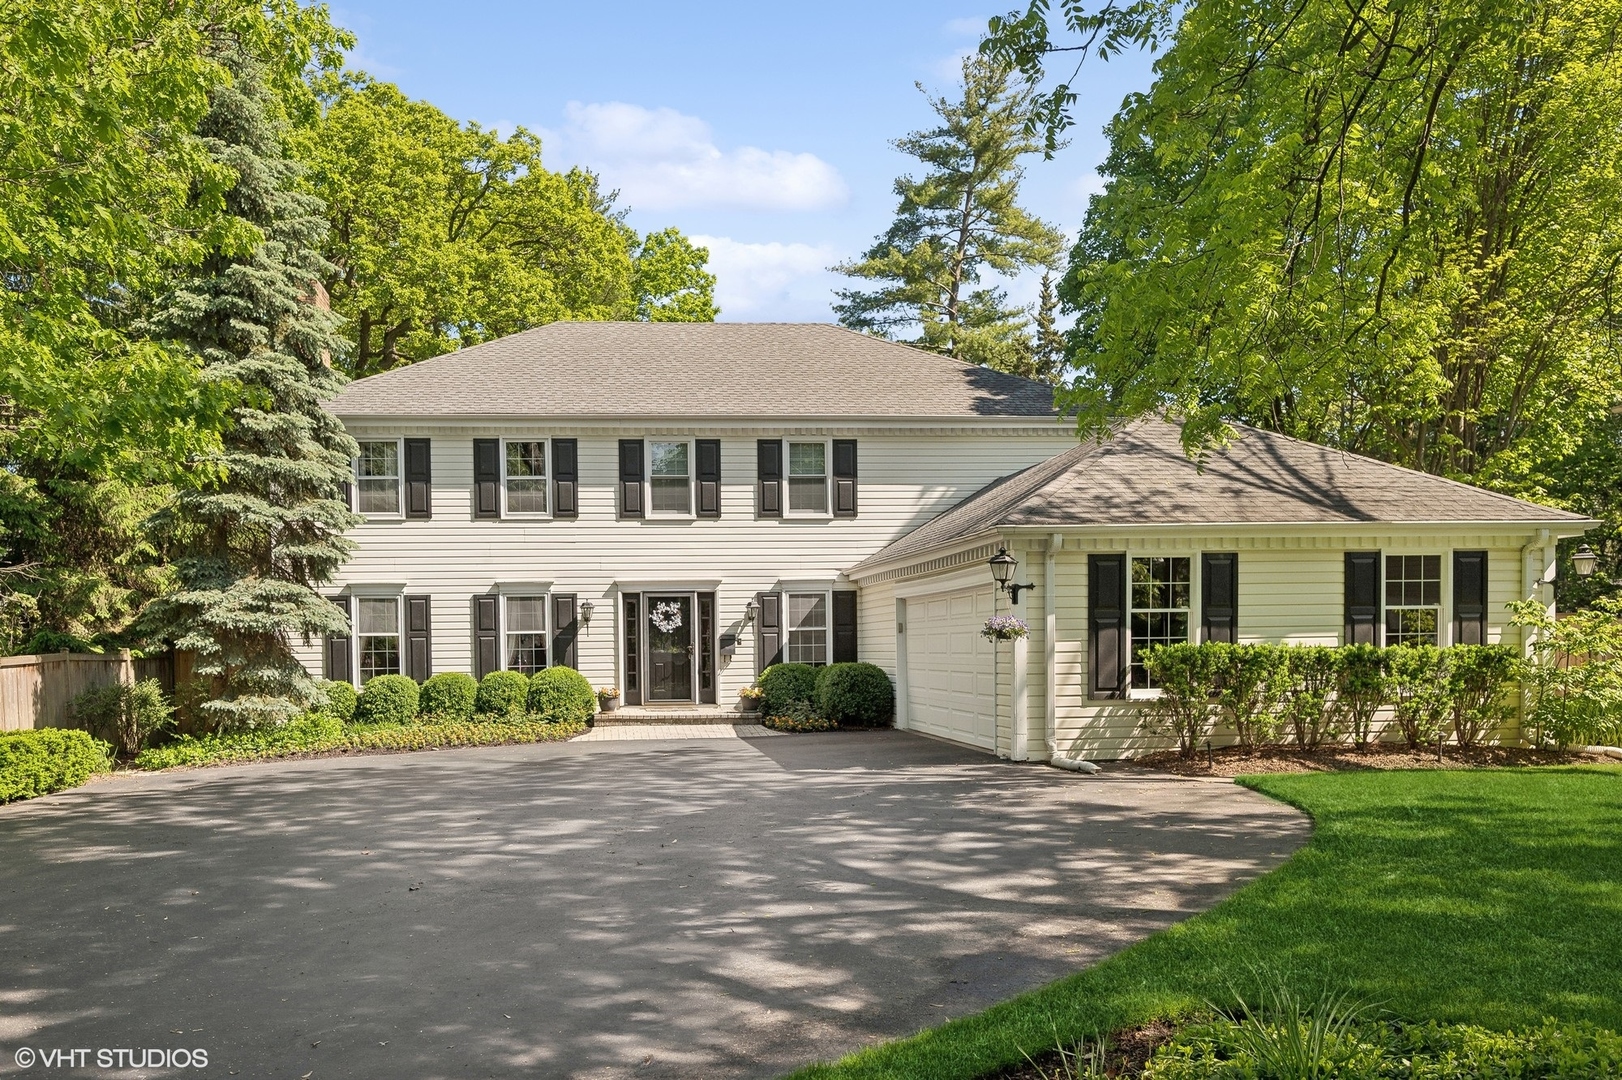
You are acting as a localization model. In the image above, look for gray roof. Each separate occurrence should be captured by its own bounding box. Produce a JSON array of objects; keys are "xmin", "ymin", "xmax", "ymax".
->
[
  {"xmin": 326, "ymin": 322, "xmax": 1059, "ymax": 420},
  {"xmin": 854, "ymin": 418, "xmax": 1592, "ymax": 572}
]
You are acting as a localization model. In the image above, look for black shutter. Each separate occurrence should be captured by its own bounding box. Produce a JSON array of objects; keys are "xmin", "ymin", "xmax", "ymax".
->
[
  {"xmin": 552, "ymin": 594, "xmax": 578, "ymax": 670},
  {"xmin": 473, "ymin": 595, "xmax": 499, "ymax": 679},
  {"xmin": 1345, "ymin": 551, "xmax": 1382, "ymax": 645},
  {"xmin": 1089, "ymin": 554, "xmax": 1127, "ymax": 698},
  {"xmin": 325, "ymin": 595, "xmax": 352, "ymax": 685},
  {"xmin": 832, "ymin": 591, "xmax": 859, "ymax": 662},
  {"xmin": 756, "ymin": 591, "xmax": 782, "ymax": 673},
  {"xmin": 473, "ymin": 439, "xmax": 501, "ymax": 519},
  {"xmin": 757, "ymin": 439, "xmax": 782, "ymax": 518},
  {"xmin": 1201, "ymin": 552, "xmax": 1238, "ymax": 644},
  {"xmin": 404, "ymin": 438, "xmax": 432, "ymax": 519},
  {"xmin": 698, "ymin": 592, "xmax": 717, "ymax": 703},
  {"xmin": 619, "ymin": 439, "xmax": 644, "ymax": 518},
  {"xmin": 552, "ymin": 438, "xmax": 578, "ymax": 518},
  {"xmin": 341, "ymin": 479, "xmax": 354, "ymax": 512},
  {"xmin": 695, "ymin": 439, "xmax": 721, "ymax": 518},
  {"xmin": 1453, "ymin": 550, "xmax": 1489, "ymax": 646},
  {"xmin": 405, "ymin": 595, "xmax": 432, "ymax": 682},
  {"xmin": 832, "ymin": 439, "xmax": 858, "ymax": 518},
  {"xmin": 624, "ymin": 594, "xmax": 641, "ymax": 705}
]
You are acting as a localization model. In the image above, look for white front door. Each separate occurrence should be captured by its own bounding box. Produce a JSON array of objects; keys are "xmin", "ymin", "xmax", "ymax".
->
[{"xmin": 905, "ymin": 586, "xmax": 996, "ymax": 750}]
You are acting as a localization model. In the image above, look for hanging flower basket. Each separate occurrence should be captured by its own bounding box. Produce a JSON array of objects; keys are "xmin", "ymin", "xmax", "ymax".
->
[{"xmin": 982, "ymin": 615, "xmax": 1029, "ymax": 641}]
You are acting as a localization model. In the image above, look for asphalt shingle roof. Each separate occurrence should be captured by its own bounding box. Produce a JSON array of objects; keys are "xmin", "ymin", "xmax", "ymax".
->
[
  {"xmin": 854, "ymin": 418, "xmax": 1591, "ymax": 572},
  {"xmin": 325, "ymin": 322, "xmax": 1060, "ymax": 419}
]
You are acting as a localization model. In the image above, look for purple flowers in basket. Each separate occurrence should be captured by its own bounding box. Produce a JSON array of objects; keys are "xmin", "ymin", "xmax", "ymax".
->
[{"xmin": 981, "ymin": 615, "xmax": 1029, "ymax": 641}]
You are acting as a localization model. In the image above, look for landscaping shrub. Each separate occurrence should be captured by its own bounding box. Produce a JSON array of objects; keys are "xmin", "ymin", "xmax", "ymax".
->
[
  {"xmin": 69, "ymin": 678, "xmax": 173, "ymax": 757},
  {"xmin": 763, "ymin": 701, "xmax": 837, "ymax": 733},
  {"xmin": 1284, "ymin": 645, "xmax": 1341, "ymax": 749},
  {"xmin": 1511, "ymin": 596, "xmax": 1622, "ymax": 747},
  {"xmin": 526, "ymin": 666, "xmax": 596, "ymax": 723},
  {"xmin": 355, "ymin": 674, "xmax": 420, "ymax": 725},
  {"xmin": 1386, "ymin": 644, "xmax": 1453, "ymax": 748},
  {"xmin": 0, "ymin": 729, "xmax": 111, "ymax": 802},
  {"xmin": 1209, "ymin": 642, "xmax": 1287, "ymax": 749},
  {"xmin": 757, "ymin": 663, "xmax": 818, "ymax": 717},
  {"xmin": 474, "ymin": 670, "xmax": 530, "ymax": 718},
  {"xmin": 1140, "ymin": 643, "xmax": 1218, "ymax": 758},
  {"xmin": 814, "ymin": 662, "xmax": 894, "ymax": 728},
  {"xmin": 1331, "ymin": 642, "xmax": 1388, "ymax": 747},
  {"xmin": 318, "ymin": 679, "xmax": 357, "ymax": 722},
  {"xmin": 1448, "ymin": 644, "xmax": 1522, "ymax": 748},
  {"xmin": 418, "ymin": 672, "xmax": 477, "ymax": 720}
]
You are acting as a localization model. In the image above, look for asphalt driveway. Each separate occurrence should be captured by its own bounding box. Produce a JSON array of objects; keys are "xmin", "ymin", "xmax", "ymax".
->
[{"xmin": 0, "ymin": 731, "xmax": 1308, "ymax": 1079}]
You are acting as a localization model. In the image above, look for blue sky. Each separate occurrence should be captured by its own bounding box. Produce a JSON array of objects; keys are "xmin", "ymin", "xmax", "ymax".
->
[{"xmin": 328, "ymin": 1, "xmax": 1157, "ymax": 321}]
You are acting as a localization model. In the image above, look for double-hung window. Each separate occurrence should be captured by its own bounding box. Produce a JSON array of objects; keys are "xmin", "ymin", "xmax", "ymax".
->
[
  {"xmin": 504, "ymin": 441, "xmax": 547, "ymax": 516},
  {"xmin": 1130, "ymin": 556, "xmax": 1191, "ymax": 688},
  {"xmin": 649, "ymin": 440, "xmax": 691, "ymax": 515},
  {"xmin": 787, "ymin": 441, "xmax": 828, "ymax": 515},
  {"xmin": 357, "ymin": 596, "xmax": 402, "ymax": 680},
  {"xmin": 785, "ymin": 592, "xmax": 829, "ymax": 665},
  {"xmin": 1385, "ymin": 555, "xmax": 1441, "ymax": 645},
  {"xmin": 504, "ymin": 595, "xmax": 548, "ymax": 674},
  {"xmin": 355, "ymin": 440, "xmax": 402, "ymax": 516}
]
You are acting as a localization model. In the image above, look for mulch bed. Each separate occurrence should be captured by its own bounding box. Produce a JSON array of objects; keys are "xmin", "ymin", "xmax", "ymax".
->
[
  {"xmin": 990, "ymin": 1021, "xmax": 1176, "ymax": 1079},
  {"xmin": 1117, "ymin": 743, "xmax": 1614, "ymax": 777}
]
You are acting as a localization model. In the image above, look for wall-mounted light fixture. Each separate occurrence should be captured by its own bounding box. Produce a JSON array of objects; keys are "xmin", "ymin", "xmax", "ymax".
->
[
  {"xmin": 988, "ymin": 546, "xmax": 1036, "ymax": 604},
  {"xmin": 578, "ymin": 601, "xmax": 595, "ymax": 628},
  {"xmin": 742, "ymin": 599, "xmax": 760, "ymax": 627},
  {"xmin": 1571, "ymin": 544, "xmax": 1598, "ymax": 578}
]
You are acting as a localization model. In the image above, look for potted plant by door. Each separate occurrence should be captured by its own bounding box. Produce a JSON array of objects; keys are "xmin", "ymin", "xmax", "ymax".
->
[
  {"xmin": 597, "ymin": 687, "xmax": 621, "ymax": 712},
  {"xmin": 738, "ymin": 686, "xmax": 765, "ymax": 715}
]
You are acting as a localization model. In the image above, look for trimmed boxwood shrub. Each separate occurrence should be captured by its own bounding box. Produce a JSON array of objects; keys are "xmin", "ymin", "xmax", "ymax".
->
[
  {"xmin": 0, "ymin": 729, "xmax": 112, "ymax": 803},
  {"xmin": 318, "ymin": 679, "xmax": 357, "ymax": 723},
  {"xmin": 527, "ymin": 666, "xmax": 597, "ymax": 723},
  {"xmin": 758, "ymin": 663, "xmax": 818, "ymax": 717},
  {"xmin": 355, "ymin": 674, "xmax": 420, "ymax": 725},
  {"xmin": 419, "ymin": 672, "xmax": 477, "ymax": 720},
  {"xmin": 475, "ymin": 670, "xmax": 530, "ymax": 718},
  {"xmin": 814, "ymin": 662, "xmax": 895, "ymax": 728}
]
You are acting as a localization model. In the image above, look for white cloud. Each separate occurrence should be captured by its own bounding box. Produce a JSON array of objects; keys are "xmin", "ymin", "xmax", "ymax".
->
[
  {"xmin": 943, "ymin": 16, "xmax": 989, "ymax": 37},
  {"xmin": 690, "ymin": 235, "xmax": 845, "ymax": 322},
  {"xmin": 546, "ymin": 102, "xmax": 848, "ymax": 213}
]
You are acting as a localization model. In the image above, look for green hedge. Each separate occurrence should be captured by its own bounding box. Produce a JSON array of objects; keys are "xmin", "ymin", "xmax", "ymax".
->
[
  {"xmin": 758, "ymin": 663, "xmax": 818, "ymax": 717},
  {"xmin": 318, "ymin": 680, "xmax": 357, "ymax": 722},
  {"xmin": 814, "ymin": 662, "xmax": 895, "ymax": 728},
  {"xmin": 526, "ymin": 666, "xmax": 596, "ymax": 723},
  {"xmin": 475, "ymin": 670, "xmax": 530, "ymax": 718},
  {"xmin": 419, "ymin": 672, "xmax": 477, "ymax": 720},
  {"xmin": 0, "ymin": 729, "xmax": 112, "ymax": 803},
  {"xmin": 355, "ymin": 674, "xmax": 420, "ymax": 724},
  {"xmin": 132, "ymin": 711, "xmax": 587, "ymax": 770}
]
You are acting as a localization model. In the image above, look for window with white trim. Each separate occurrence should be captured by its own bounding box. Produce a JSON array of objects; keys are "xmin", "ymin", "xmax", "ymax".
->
[
  {"xmin": 649, "ymin": 440, "xmax": 691, "ymax": 515},
  {"xmin": 355, "ymin": 440, "xmax": 401, "ymax": 515},
  {"xmin": 787, "ymin": 440, "xmax": 828, "ymax": 515},
  {"xmin": 1130, "ymin": 556, "xmax": 1190, "ymax": 688},
  {"xmin": 785, "ymin": 592, "xmax": 829, "ymax": 665},
  {"xmin": 504, "ymin": 595, "xmax": 548, "ymax": 674},
  {"xmin": 356, "ymin": 596, "xmax": 402, "ymax": 680},
  {"xmin": 503, "ymin": 440, "xmax": 547, "ymax": 516},
  {"xmin": 1385, "ymin": 554, "xmax": 1441, "ymax": 646}
]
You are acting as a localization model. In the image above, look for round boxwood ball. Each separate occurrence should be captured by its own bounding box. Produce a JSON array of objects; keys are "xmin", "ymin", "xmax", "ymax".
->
[
  {"xmin": 418, "ymin": 672, "xmax": 477, "ymax": 721},
  {"xmin": 526, "ymin": 666, "xmax": 596, "ymax": 723},
  {"xmin": 757, "ymin": 663, "xmax": 818, "ymax": 718},
  {"xmin": 355, "ymin": 674, "xmax": 420, "ymax": 725},
  {"xmin": 475, "ymin": 670, "xmax": 530, "ymax": 718},
  {"xmin": 318, "ymin": 679, "xmax": 357, "ymax": 723},
  {"xmin": 815, "ymin": 663, "xmax": 895, "ymax": 728}
]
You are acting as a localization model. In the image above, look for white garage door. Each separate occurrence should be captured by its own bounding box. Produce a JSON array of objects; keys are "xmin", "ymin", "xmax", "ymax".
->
[{"xmin": 905, "ymin": 586, "xmax": 996, "ymax": 750}]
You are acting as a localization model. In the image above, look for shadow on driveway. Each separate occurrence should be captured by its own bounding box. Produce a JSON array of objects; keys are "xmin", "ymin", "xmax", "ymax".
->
[{"xmin": 0, "ymin": 731, "xmax": 1308, "ymax": 1078}]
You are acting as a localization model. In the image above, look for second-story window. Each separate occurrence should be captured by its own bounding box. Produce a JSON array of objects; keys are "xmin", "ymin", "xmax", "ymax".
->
[
  {"xmin": 649, "ymin": 440, "xmax": 691, "ymax": 515},
  {"xmin": 504, "ymin": 440, "xmax": 547, "ymax": 516},
  {"xmin": 356, "ymin": 440, "xmax": 401, "ymax": 516},
  {"xmin": 787, "ymin": 441, "xmax": 827, "ymax": 514}
]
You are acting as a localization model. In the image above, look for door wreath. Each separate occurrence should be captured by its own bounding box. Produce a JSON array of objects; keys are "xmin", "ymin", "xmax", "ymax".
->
[{"xmin": 651, "ymin": 601, "xmax": 684, "ymax": 633}]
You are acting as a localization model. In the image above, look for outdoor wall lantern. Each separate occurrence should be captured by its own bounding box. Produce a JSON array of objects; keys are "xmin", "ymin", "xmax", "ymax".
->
[
  {"xmin": 578, "ymin": 601, "xmax": 595, "ymax": 628},
  {"xmin": 1571, "ymin": 544, "xmax": 1598, "ymax": 578},
  {"xmin": 742, "ymin": 599, "xmax": 760, "ymax": 627},
  {"xmin": 988, "ymin": 546, "xmax": 1036, "ymax": 604}
]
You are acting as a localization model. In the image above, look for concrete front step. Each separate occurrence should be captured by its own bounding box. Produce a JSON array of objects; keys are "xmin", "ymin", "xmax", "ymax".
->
[{"xmin": 593, "ymin": 708, "xmax": 763, "ymax": 726}]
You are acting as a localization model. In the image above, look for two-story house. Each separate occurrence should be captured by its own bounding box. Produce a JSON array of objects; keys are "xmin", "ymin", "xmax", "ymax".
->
[{"xmin": 303, "ymin": 321, "xmax": 1592, "ymax": 759}]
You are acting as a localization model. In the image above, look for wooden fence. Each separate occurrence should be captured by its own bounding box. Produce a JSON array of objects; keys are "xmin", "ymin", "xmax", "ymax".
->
[{"xmin": 0, "ymin": 651, "xmax": 174, "ymax": 732}]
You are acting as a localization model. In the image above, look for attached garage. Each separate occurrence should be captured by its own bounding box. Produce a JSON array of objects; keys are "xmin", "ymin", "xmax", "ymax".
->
[{"xmin": 903, "ymin": 586, "xmax": 997, "ymax": 750}]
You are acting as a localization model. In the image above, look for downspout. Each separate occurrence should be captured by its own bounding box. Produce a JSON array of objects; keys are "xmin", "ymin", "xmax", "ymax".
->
[
  {"xmin": 1045, "ymin": 533, "xmax": 1060, "ymax": 759},
  {"xmin": 1518, "ymin": 528, "xmax": 1553, "ymax": 745}
]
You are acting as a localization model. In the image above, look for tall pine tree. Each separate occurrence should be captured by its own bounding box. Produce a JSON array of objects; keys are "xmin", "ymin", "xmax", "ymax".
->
[{"xmin": 147, "ymin": 50, "xmax": 359, "ymax": 729}]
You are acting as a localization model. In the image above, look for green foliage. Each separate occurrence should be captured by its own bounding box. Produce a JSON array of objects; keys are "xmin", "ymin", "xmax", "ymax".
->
[
  {"xmin": 317, "ymin": 679, "xmax": 356, "ymax": 723},
  {"xmin": 834, "ymin": 57, "xmax": 1065, "ymax": 374},
  {"xmin": 758, "ymin": 663, "xmax": 820, "ymax": 718},
  {"xmin": 814, "ymin": 663, "xmax": 896, "ymax": 728},
  {"xmin": 526, "ymin": 666, "xmax": 597, "ymax": 724},
  {"xmin": 1208, "ymin": 642, "xmax": 1288, "ymax": 749},
  {"xmin": 1447, "ymin": 645, "xmax": 1524, "ymax": 748},
  {"xmin": 475, "ymin": 670, "xmax": 530, "ymax": 718},
  {"xmin": 418, "ymin": 672, "xmax": 477, "ymax": 721},
  {"xmin": 1512, "ymin": 596, "xmax": 1622, "ymax": 747},
  {"xmin": 1284, "ymin": 646, "xmax": 1342, "ymax": 750},
  {"xmin": 633, "ymin": 229, "xmax": 719, "ymax": 322},
  {"xmin": 763, "ymin": 702, "xmax": 838, "ymax": 733},
  {"xmin": 0, "ymin": 729, "xmax": 112, "ymax": 803},
  {"xmin": 69, "ymin": 679, "xmax": 174, "ymax": 757},
  {"xmin": 1386, "ymin": 645, "xmax": 1455, "ymax": 749},
  {"xmin": 1140, "ymin": 643, "xmax": 1218, "ymax": 758},
  {"xmin": 354, "ymin": 675, "xmax": 420, "ymax": 725},
  {"xmin": 132, "ymin": 710, "xmax": 586, "ymax": 770},
  {"xmin": 1331, "ymin": 644, "xmax": 1389, "ymax": 748}
]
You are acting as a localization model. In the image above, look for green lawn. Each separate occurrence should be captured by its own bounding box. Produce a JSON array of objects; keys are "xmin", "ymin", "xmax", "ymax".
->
[{"xmin": 788, "ymin": 766, "xmax": 1622, "ymax": 1080}]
